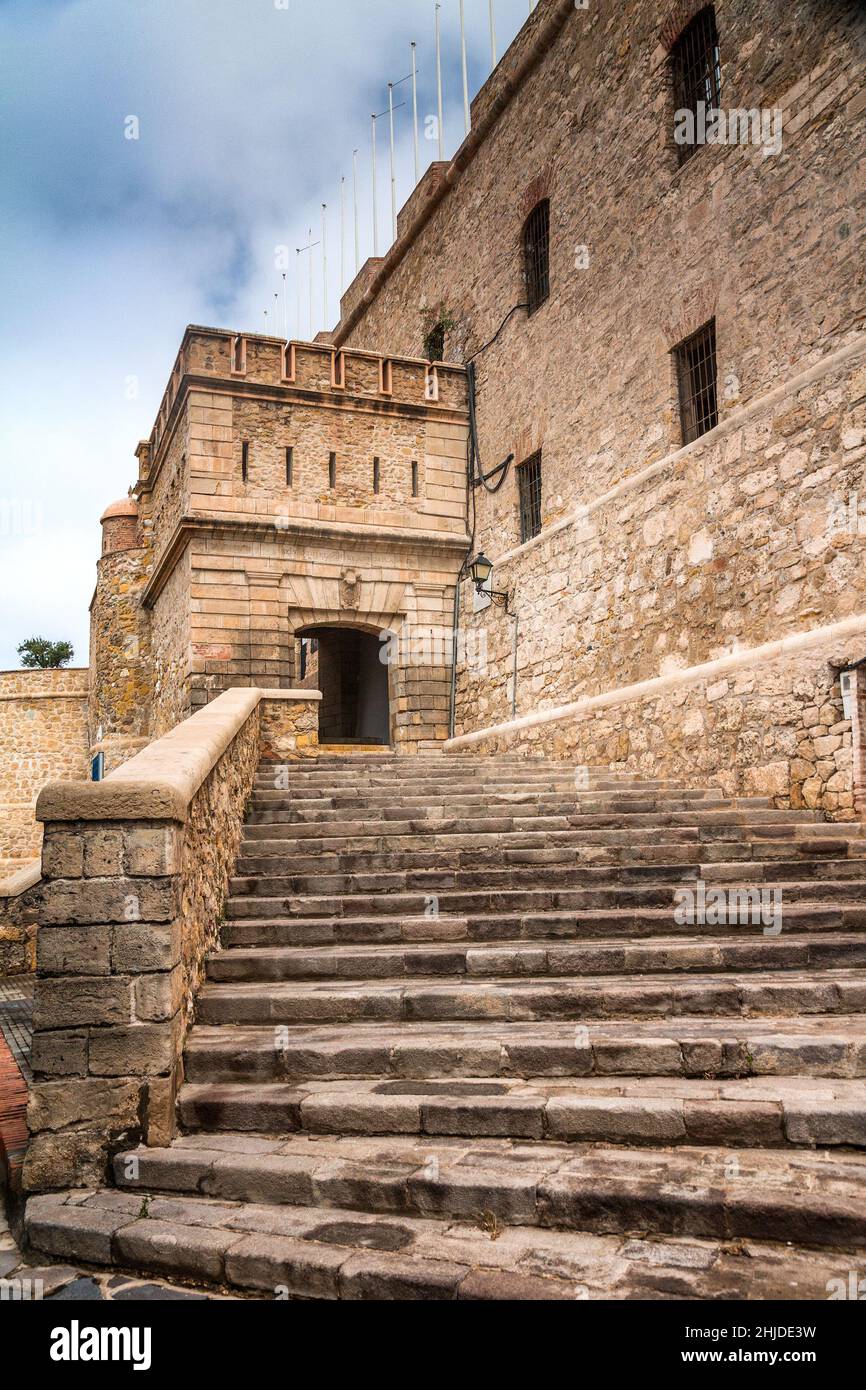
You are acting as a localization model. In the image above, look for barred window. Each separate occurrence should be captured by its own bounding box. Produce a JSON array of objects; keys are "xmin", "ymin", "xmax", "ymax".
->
[
  {"xmin": 674, "ymin": 319, "xmax": 718, "ymax": 444},
  {"xmin": 523, "ymin": 200, "xmax": 550, "ymax": 314},
  {"xmin": 517, "ymin": 451, "xmax": 542, "ymax": 544},
  {"xmin": 672, "ymin": 6, "xmax": 722, "ymax": 164}
]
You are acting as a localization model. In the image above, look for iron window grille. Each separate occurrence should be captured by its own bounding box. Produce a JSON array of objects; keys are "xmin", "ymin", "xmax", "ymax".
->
[
  {"xmin": 672, "ymin": 6, "xmax": 722, "ymax": 165},
  {"xmin": 675, "ymin": 319, "xmax": 719, "ymax": 444},
  {"xmin": 523, "ymin": 200, "xmax": 550, "ymax": 314},
  {"xmin": 518, "ymin": 451, "xmax": 543, "ymax": 544}
]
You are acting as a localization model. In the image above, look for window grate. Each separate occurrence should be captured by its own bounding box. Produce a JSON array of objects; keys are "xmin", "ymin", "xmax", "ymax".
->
[
  {"xmin": 675, "ymin": 319, "xmax": 718, "ymax": 444},
  {"xmin": 285, "ymin": 446, "xmax": 293, "ymax": 487},
  {"xmin": 672, "ymin": 6, "xmax": 722, "ymax": 164},
  {"xmin": 328, "ymin": 452, "xmax": 336, "ymax": 488},
  {"xmin": 523, "ymin": 200, "xmax": 550, "ymax": 314},
  {"xmin": 517, "ymin": 451, "xmax": 542, "ymax": 544},
  {"xmin": 241, "ymin": 440, "xmax": 249, "ymax": 483},
  {"xmin": 373, "ymin": 456, "xmax": 380, "ymax": 494},
  {"xmin": 411, "ymin": 459, "xmax": 419, "ymax": 497}
]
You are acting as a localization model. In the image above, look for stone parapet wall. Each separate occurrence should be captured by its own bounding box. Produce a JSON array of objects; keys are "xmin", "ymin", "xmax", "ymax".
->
[
  {"xmin": 258, "ymin": 691, "xmax": 321, "ymax": 761},
  {"xmin": 0, "ymin": 669, "xmax": 89, "ymax": 868},
  {"xmin": 448, "ymin": 620, "xmax": 864, "ymax": 820},
  {"xmin": 0, "ymin": 864, "xmax": 41, "ymax": 976},
  {"xmin": 24, "ymin": 687, "xmax": 318, "ymax": 1192}
]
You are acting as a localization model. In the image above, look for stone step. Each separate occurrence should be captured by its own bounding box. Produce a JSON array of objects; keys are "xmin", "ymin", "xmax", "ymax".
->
[
  {"xmin": 228, "ymin": 858, "xmax": 866, "ymax": 898},
  {"xmin": 246, "ymin": 806, "xmax": 821, "ymax": 832},
  {"xmin": 237, "ymin": 828, "xmax": 866, "ymax": 861},
  {"xmin": 248, "ymin": 790, "xmax": 739, "ymax": 813},
  {"xmin": 205, "ymin": 933, "xmax": 866, "ymax": 984},
  {"xmin": 26, "ymin": 1187, "xmax": 854, "ymax": 1300},
  {"xmin": 182, "ymin": 1016, "xmax": 866, "ymax": 1084},
  {"xmin": 195, "ymin": 968, "xmax": 866, "ymax": 1027},
  {"xmin": 174, "ymin": 1074, "xmax": 866, "ymax": 1148},
  {"xmin": 222, "ymin": 903, "xmax": 866, "ymax": 948},
  {"xmin": 111, "ymin": 1133, "xmax": 866, "ymax": 1251},
  {"xmin": 224, "ymin": 880, "xmax": 866, "ymax": 920}
]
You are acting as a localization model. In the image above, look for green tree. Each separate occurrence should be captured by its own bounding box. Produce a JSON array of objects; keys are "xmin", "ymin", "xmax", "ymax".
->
[{"xmin": 17, "ymin": 637, "xmax": 74, "ymax": 669}]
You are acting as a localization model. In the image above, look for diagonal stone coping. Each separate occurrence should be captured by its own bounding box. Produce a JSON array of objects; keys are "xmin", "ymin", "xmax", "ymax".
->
[{"xmin": 36, "ymin": 689, "xmax": 322, "ymax": 824}]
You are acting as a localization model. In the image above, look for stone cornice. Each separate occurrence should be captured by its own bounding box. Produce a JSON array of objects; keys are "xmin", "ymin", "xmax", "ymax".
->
[{"xmin": 141, "ymin": 515, "xmax": 471, "ymax": 608}]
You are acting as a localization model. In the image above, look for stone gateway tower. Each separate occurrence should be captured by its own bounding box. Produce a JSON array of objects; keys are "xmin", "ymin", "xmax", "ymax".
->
[{"xmin": 91, "ymin": 330, "xmax": 470, "ymax": 758}]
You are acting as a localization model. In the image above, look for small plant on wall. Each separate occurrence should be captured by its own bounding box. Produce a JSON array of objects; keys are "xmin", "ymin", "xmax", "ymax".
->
[{"xmin": 421, "ymin": 306, "xmax": 456, "ymax": 363}]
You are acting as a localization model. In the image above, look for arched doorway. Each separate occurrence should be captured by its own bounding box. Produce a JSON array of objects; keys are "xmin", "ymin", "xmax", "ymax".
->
[{"xmin": 297, "ymin": 625, "xmax": 390, "ymax": 746}]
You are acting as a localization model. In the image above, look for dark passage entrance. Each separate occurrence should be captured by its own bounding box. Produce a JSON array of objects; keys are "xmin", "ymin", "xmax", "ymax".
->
[{"xmin": 302, "ymin": 627, "xmax": 390, "ymax": 745}]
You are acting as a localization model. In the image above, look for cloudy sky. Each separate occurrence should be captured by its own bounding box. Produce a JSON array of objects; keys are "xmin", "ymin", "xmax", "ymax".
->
[{"xmin": 0, "ymin": 0, "xmax": 532, "ymax": 669}]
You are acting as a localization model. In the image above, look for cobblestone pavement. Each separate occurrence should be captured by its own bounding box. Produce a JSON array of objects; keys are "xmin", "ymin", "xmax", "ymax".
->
[{"xmin": 0, "ymin": 974, "xmax": 33, "ymax": 1084}]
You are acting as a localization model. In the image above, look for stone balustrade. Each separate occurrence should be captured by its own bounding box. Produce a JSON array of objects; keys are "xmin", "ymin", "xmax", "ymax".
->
[{"xmin": 23, "ymin": 687, "xmax": 321, "ymax": 1192}]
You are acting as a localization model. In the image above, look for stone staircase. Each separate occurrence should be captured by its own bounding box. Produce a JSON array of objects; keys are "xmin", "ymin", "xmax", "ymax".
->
[{"xmin": 26, "ymin": 754, "xmax": 866, "ymax": 1298}]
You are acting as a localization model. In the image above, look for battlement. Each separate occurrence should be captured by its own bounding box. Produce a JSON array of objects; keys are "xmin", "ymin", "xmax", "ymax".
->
[{"xmin": 144, "ymin": 325, "xmax": 468, "ymax": 472}]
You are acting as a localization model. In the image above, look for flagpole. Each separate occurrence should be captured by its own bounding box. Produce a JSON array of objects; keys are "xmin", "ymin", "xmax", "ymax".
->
[
  {"xmin": 321, "ymin": 204, "xmax": 328, "ymax": 329},
  {"xmin": 352, "ymin": 149, "xmax": 360, "ymax": 273},
  {"xmin": 435, "ymin": 2, "xmax": 444, "ymax": 160},
  {"xmin": 411, "ymin": 41, "xmax": 420, "ymax": 184},
  {"xmin": 388, "ymin": 81, "xmax": 397, "ymax": 243},
  {"xmin": 459, "ymin": 0, "xmax": 470, "ymax": 136},
  {"xmin": 340, "ymin": 176, "xmax": 346, "ymax": 292},
  {"xmin": 489, "ymin": 0, "xmax": 497, "ymax": 67},
  {"xmin": 371, "ymin": 114, "xmax": 379, "ymax": 256}
]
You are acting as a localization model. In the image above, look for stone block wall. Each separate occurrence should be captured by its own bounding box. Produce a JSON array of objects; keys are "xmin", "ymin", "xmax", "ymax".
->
[
  {"xmin": 0, "ymin": 669, "xmax": 89, "ymax": 873},
  {"xmin": 0, "ymin": 866, "xmax": 41, "ymax": 976},
  {"xmin": 335, "ymin": 0, "xmax": 866, "ymax": 797},
  {"xmin": 446, "ymin": 341, "xmax": 866, "ymax": 815}
]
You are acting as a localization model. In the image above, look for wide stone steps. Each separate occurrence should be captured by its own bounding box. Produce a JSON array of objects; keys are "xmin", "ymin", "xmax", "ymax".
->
[
  {"xmin": 27, "ymin": 753, "xmax": 866, "ymax": 1298},
  {"xmin": 246, "ymin": 809, "xmax": 823, "ymax": 838},
  {"xmin": 205, "ymin": 933, "xmax": 866, "ymax": 984},
  {"xmin": 239, "ymin": 830, "xmax": 866, "ymax": 870},
  {"xmin": 174, "ymin": 1074, "xmax": 866, "ymax": 1149},
  {"xmin": 182, "ymin": 1017, "xmax": 866, "ymax": 1083},
  {"xmin": 224, "ymin": 879, "xmax": 866, "ymax": 920},
  {"xmin": 194, "ymin": 968, "xmax": 866, "ymax": 1026},
  {"xmin": 228, "ymin": 859, "xmax": 866, "ymax": 898},
  {"xmin": 110, "ymin": 1135, "xmax": 866, "ymax": 1252},
  {"xmin": 248, "ymin": 791, "xmax": 742, "ymax": 814},
  {"xmin": 222, "ymin": 903, "xmax": 866, "ymax": 948},
  {"xmin": 26, "ymin": 1187, "xmax": 852, "ymax": 1300}
]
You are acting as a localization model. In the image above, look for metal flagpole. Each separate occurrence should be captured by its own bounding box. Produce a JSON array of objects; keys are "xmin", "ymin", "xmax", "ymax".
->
[
  {"xmin": 434, "ymin": 2, "xmax": 444, "ymax": 159},
  {"xmin": 459, "ymin": 0, "xmax": 470, "ymax": 136},
  {"xmin": 411, "ymin": 42, "xmax": 420, "ymax": 184},
  {"xmin": 352, "ymin": 149, "xmax": 360, "ymax": 272},
  {"xmin": 388, "ymin": 82, "xmax": 397, "ymax": 243},
  {"xmin": 282, "ymin": 273, "xmax": 287, "ymax": 339},
  {"xmin": 295, "ymin": 247, "xmax": 301, "ymax": 339},
  {"xmin": 489, "ymin": 0, "xmax": 497, "ymax": 67},
  {"xmin": 307, "ymin": 227, "xmax": 313, "ymax": 338},
  {"xmin": 371, "ymin": 114, "xmax": 379, "ymax": 256},
  {"xmin": 340, "ymin": 176, "xmax": 346, "ymax": 291},
  {"xmin": 321, "ymin": 204, "xmax": 328, "ymax": 329}
]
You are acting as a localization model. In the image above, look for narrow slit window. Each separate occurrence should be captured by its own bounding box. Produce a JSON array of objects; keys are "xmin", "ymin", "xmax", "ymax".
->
[
  {"xmin": 285, "ymin": 446, "xmax": 294, "ymax": 487},
  {"xmin": 328, "ymin": 452, "xmax": 336, "ymax": 488},
  {"xmin": 241, "ymin": 440, "xmax": 249, "ymax": 483},
  {"xmin": 523, "ymin": 200, "xmax": 550, "ymax": 315},
  {"xmin": 671, "ymin": 6, "xmax": 722, "ymax": 165},
  {"xmin": 232, "ymin": 335, "xmax": 245, "ymax": 373},
  {"xmin": 674, "ymin": 319, "xmax": 719, "ymax": 444},
  {"xmin": 411, "ymin": 460, "xmax": 419, "ymax": 497},
  {"xmin": 373, "ymin": 456, "xmax": 380, "ymax": 494},
  {"xmin": 517, "ymin": 451, "xmax": 542, "ymax": 544}
]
